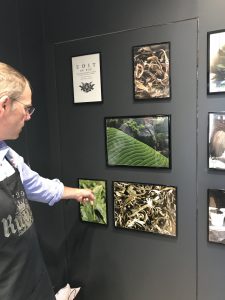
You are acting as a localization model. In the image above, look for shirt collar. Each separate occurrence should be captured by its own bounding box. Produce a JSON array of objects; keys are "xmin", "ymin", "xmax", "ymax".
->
[{"xmin": 0, "ymin": 141, "xmax": 10, "ymax": 163}]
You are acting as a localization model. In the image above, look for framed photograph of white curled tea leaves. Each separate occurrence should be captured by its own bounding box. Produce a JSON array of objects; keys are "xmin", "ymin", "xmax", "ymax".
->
[
  {"xmin": 113, "ymin": 181, "xmax": 177, "ymax": 237},
  {"xmin": 133, "ymin": 42, "xmax": 171, "ymax": 100},
  {"xmin": 207, "ymin": 29, "xmax": 225, "ymax": 94},
  {"xmin": 71, "ymin": 53, "xmax": 103, "ymax": 103},
  {"xmin": 78, "ymin": 179, "xmax": 108, "ymax": 225},
  {"xmin": 208, "ymin": 112, "xmax": 225, "ymax": 170}
]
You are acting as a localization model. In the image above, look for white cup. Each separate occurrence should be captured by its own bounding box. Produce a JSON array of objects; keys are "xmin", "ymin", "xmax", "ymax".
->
[{"xmin": 210, "ymin": 210, "xmax": 224, "ymax": 227}]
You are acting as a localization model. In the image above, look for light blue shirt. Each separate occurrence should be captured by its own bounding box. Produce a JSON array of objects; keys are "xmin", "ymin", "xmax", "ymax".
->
[{"xmin": 0, "ymin": 141, "xmax": 64, "ymax": 206}]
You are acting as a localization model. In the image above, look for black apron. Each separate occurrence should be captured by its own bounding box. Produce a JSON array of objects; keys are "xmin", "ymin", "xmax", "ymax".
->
[{"xmin": 0, "ymin": 167, "xmax": 56, "ymax": 300}]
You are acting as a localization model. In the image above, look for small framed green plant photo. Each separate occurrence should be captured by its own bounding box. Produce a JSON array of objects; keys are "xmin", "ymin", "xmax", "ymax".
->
[{"xmin": 78, "ymin": 178, "xmax": 108, "ymax": 225}]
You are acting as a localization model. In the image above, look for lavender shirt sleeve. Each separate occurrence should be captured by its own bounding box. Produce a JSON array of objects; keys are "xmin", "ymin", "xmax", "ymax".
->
[
  {"xmin": 21, "ymin": 163, "xmax": 64, "ymax": 206},
  {"xmin": 7, "ymin": 146, "xmax": 64, "ymax": 206}
]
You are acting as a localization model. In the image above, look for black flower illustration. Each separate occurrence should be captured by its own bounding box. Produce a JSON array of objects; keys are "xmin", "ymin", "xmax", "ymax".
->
[{"xmin": 79, "ymin": 82, "xmax": 95, "ymax": 93}]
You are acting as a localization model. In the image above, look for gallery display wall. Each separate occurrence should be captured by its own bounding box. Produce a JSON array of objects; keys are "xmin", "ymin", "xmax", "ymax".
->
[
  {"xmin": 2, "ymin": 0, "xmax": 225, "ymax": 299},
  {"xmin": 197, "ymin": 2, "xmax": 225, "ymax": 298},
  {"xmin": 54, "ymin": 19, "xmax": 198, "ymax": 300}
]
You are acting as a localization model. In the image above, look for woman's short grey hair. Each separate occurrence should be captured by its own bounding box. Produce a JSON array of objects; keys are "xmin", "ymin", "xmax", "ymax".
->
[{"xmin": 0, "ymin": 62, "xmax": 28, "ymax": 101}]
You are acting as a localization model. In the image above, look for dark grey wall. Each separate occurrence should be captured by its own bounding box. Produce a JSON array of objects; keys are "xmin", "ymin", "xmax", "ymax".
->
[
  {"xmin": 16, "ymin": 0, "xmax": 50, "ymax": 176},
  {"xmin": 41, "ymin": 0, "xmax": 225, "ymax": 299},
  {"xmin": 0, "ymin": 0, "xmax": 67, "ymax": 292},
  {"xmin": 197, "ymin": 1, "xmax": 225, "ymax": 300},
  {"xmin": 0, "ymin": 0, "xmax": 28, "ymax": 159},
  {"xmin": 0, "ymin": 0, "xmax": 49, "ymax": 175},
  {"xmin": 42, "ymin": 0, "xmax": 197, "ymax": 43},
  {"xmin": 54, "ymin": 19, "xmax": 198, "ymax": 300}
]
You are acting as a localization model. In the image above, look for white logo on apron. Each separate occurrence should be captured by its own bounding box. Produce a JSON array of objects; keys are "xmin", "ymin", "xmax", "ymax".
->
[{"xmin": 1, "ymin": 195, "xmax": 33, "ymax": 238}]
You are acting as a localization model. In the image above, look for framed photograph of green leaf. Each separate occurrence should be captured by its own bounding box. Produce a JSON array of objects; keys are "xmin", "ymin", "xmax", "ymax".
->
[
  {"xmin": 208, "ymin": 189, "xmax": 225, "ymax": 245},
  {"xmin": 133, "ymin": 42, "xmax": 171, "ymax": 100},
  {"xmin": 207, "ymin": 29, "xmax": 225, "ymax": 94},
  {"xmin": 78, "ymin": 179, "xmax": 108, "ymax": 225},
  {"xmin": 113, "ymin": 181, "xmax": 177, "ymax": 237},
  {"xmin": 105, "ymin": 115, "xmax": 171, "ymax": 169}
]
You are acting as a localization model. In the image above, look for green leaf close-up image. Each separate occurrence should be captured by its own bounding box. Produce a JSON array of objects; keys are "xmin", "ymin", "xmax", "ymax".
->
[
  {"xmin": 106, "ymin": 127, "xmax": 169, "ymax": 168},
  {"xmin": 79, "ymin": 179, "xmax": 108, "ymax": 225}
]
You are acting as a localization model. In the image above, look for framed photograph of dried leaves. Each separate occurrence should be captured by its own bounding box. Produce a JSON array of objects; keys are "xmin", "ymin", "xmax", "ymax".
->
[
  {"xmin": 208, "ymin": 189, "xmax": 225, "ymax": 245},
  {"xmin": 113, "ymin": 181, "xmax": 177, "ymax": 237},
  {"xmin": 105, "ymin": 115, "xmax": 171, "ymax": 169},
  {"xmin": 78, "ymin": 179, "xmax": 108, "ymax": 225},
  {"xmin": 71, "ymin": 52, "xmax": 103, "ymax": 103},
  {"xmin": 207, "ymin": 29, "xmax": 225, "ymax": 94},
  {"xmin": 133, "ymin": 42, "xmax": 171, "ymax": 100},
  {"xmin": 208, "ymin": 112, "xmax": 225, "ymax": 170}
]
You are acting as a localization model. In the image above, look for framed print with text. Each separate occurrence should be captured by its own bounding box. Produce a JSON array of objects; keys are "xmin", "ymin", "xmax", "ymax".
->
[
  {"xmin": 105, "ymin": 115, "xmax": 171, "ymax": 169},
  {"xmin": 72, "ymin": 53, "xmax": 103, "ymax": 103},
  {"xmin": 78, "ymin": 179, "xmax": 108, "ymax": 225},
  {"xmin": 208, "ymin": 189, "xmax": 225, "ymax": 245},
  {"xmin": 207, "ymin": 29, "xmax": 225, "ymax": 94},
  {"xmin": 113, "ymin": 181, "xmax": 177, "ymax": 237},
  {"xmin": 208, "ymin": 112, "xmax": 225, "ymax": 170},
  {"xmin": 133, "ymin": 42, "xmax": 171, "ymax": 100}
]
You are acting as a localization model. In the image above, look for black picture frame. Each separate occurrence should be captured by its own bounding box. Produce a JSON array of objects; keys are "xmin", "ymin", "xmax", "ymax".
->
[
  {"xmin": 208, "ymin": 112, "xmax": 225, "ymax": 170},
  {"xmin": 133, "ymin": 42, "xmax": 171, "ymax": 100},
  {"xmin": 113, "ymin": 181, "xmax": 177, "ymax": 237},
  {"xmin": 207, "ymin": 29, "xmax": 225, "ymax": 94},
  {"xmin": 71, "ymin": 52, "xmax": 103, "ymax": 103},
  {"xmin": 78, "ymin": 178, "xmax": 108, "ymax": 225},
  {"xmin": 208, "ymin": 189, "xmax": 225, "ymax": 245},
  {"xmin": 105, "ymin": 114, "xmax": 171, "ymax": 169}
]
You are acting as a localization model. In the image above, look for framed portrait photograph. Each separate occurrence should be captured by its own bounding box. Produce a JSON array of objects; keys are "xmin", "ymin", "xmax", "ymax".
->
[
  {"xmin": 78, "ymin": 179, "xmax": 108, "ymax": 225},
  {"xmin": 113, "ymin": 181, "xmax": 177, "ymax": 237},
  {"xmin": 208, "ymin": 189, "xmax": 225, "ymax": 245},
  {"xmin": 133, "ymin": 42, "xmax": 171, "ymax": 100},
  {"xmin": 105, "ymin": 115, "xmax": 171, "ymax": 169},
  {"xmin": 71, "ymin": 52, "xmax": 103, "ymax": 103},
  {"xmin": 208, "ymin": 112, "xmax": 225, "ymax": 170},
  {"xmin": 207, "ymin": 29, "xmax": 225, "ymax": 94}
]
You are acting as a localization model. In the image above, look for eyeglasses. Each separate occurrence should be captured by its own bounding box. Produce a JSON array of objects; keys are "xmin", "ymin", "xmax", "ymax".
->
[{"xmin": 14, "ymin": 99, "xmax": 35, "ymax": 116}]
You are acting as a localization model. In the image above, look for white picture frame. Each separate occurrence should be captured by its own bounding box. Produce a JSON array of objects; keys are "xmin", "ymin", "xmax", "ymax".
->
[{"xmin": 71, "ymin": 52, "xmax": 103, "ymax": 103}]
